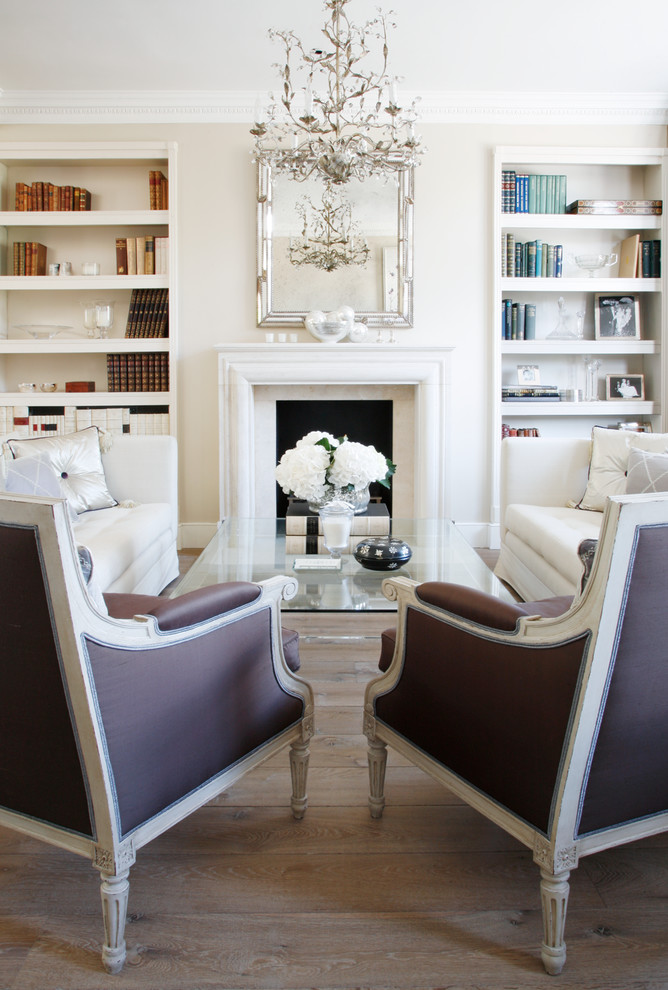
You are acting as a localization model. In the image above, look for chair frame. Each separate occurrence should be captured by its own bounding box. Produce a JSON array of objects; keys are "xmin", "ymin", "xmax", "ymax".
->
[
  {"xmin": 0, "ymin": 492, "xmax": 314, "ymax": 973},
  {"xmin": 364, "ymin": 493, "xmax": 668, "ymax": 975}
]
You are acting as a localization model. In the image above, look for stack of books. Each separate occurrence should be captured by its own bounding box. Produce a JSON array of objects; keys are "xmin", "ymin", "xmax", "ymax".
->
[
  {"xmin": 149, "ymin": 171, "xmax": 168, "ymax": 210},
  {"xmin": 115, "ymin": 235, "xmax": 168, "ymax": 275},
  {"xmin": 14, "ymin": 182, "xmax": 91, "ymax": 211},
  {"xmin": 106, "ymin": 353, "xmax": 169, "ymax": 393},
  {"xmin": 285, "ymin": 501, "xmax": 390, "ymax": 554},
  {"xmin": 502, "ymin": 235, "xmax": 563, "ymax": 278},
  {"xmin": 502, "ymin": 385, "xmax": 560, "ymax": 403},
  {"xmin": 566, "ymin": 199, "xmax": 662, "ymax": 216},
  {"xmin": 502, "ymin": 172, "xmax": 567, "ymax": 213},
  {"xmin": 125, "ymin": 289, "xmax": 169, "ymax": 338},
  {"xmin": 502, "ymin": 300, "xmax": 537, "ymax": 340},
  {"xmin": 12, "ymin": 242, "xmax": 47, "ymax": 275}
]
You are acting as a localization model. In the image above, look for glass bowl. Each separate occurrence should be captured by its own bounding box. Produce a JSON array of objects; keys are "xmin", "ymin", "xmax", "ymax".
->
[
  {"xmin": 40, "ymin": 382, "xmax": 57, "ymax": 392},
  {"xmin": 13, "ymin": 324, "xmax": 73, "ymax": 339},
  {"xmin": 572, "ymin": 253, "xmax": 617, "ymax": 277}
]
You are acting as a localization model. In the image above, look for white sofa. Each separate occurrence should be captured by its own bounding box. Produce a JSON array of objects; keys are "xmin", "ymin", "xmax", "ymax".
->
[
  {"xmin": 495, "ymin": 437, "xmax": 598, "ymax": 601},
  {"xmin": 495, "ymin": 431, "xmax": 668, "ymax": 601},
  {"xmin": 2, "ymin": 433, "xmax": 179, "ymax": 595}
]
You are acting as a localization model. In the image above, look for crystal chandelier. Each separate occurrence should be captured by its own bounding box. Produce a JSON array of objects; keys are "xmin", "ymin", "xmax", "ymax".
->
[
  {"xmin": 251, "ymin": 0, "xmax": 422, "ymax": 184},
  {"xmin": 289, "ymin": 186, "xmax": 370, "ymax": 272}
]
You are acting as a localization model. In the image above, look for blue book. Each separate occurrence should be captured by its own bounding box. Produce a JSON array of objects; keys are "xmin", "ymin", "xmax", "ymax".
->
[
  {"xmin": 535, "ymin": 239, "xmax": 543, "ymax": 276},
  {"xmin": 554, "ymin": 244, "xmax": 563, "ymax": 278},
  {"xmin": 528, "ymin": 174, "xmax": 538, "ymax": 213},
  {"xmin": 538, "ymin": 176, "xmax": 547, "ymax": 213},
  {"xmin": 524, "ymin": 303, "xmax": 536, "ymax": 339}
]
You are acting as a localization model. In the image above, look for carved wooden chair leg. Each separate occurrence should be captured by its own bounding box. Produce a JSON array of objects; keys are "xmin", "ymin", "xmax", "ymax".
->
[
  {"xmin": 368, "ymin": 736, "xmax": 388, "ymax": 819},
  {"xmin": 289, "ymin": 739, "xmax": 310, "ymax": 819},
  {"xmin": 539, "ymin": 867, "xmax": 570, "ymax": 976},
  {"xmin": 98, "ymin": 868, "xmax": 130, "ymax": 974}
]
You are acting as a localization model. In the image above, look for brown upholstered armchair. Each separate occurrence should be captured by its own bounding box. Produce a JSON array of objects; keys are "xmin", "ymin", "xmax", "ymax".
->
[
  {"xmin": 0, "ymin": 492, "xmax": 314, "ymax": 974},
  {"xmin": 363, "ymin": 493, "xmax": 668, "ymax": 976}
]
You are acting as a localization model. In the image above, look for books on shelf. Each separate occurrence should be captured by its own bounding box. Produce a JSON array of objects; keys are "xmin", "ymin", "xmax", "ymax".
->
[
  {"xmin": 125, "ymin": 288, "xmax": 169, "ymax": 338},
  {"xmin": 115, "ymin": 236, "xmax": 168, "ymax": 275},
  {"xmin": 106, "ymin": 353, "xmax": 169, "ymax": 393},
  {"xmin": 12, "ymin": 242, "xmax": 47, "ymax": 275},
  {"xmin": 149, "ymin": 171, "xmax": 168, "ymax": 210},
  {"xmin": 502, "ymin": 300, "xmax": 536, "ymax": 341},
  {"xmin": 0, "ymin": 405, "xmax": 170, "ymax": 440},
  {"xmin": 14, "ymin": 182, "xmax": 91, "ymax": 211},
  {"xmin": 502, "ymin": 385, "xmax": 560, "ymax": 401},
  {"xmin": 502, "ymin": 171, "xmax": 567, "ymax": 214},
  {"xmin": 285, "ymin": 501, "xmax": 390, "ymax": 554},
  {"xmin": 502, "ymin": 235, "xmax": 563, "ymax": 278},
  {"xmin": 501, "ymin": 424, "xmax": 540, "ymax": 438},
  {"xmin": 566, "ymin": 199, "xmax": 662, "ymax": 215}
]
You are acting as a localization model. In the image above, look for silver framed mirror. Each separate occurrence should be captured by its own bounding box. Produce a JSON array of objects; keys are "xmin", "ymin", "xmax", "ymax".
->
[{"xmin": 256, "ymin": 160, "xmax": 414, "ymax": 327}]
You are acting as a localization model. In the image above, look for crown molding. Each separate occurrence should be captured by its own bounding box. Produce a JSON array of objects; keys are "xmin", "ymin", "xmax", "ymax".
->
[{"xmin": 0, "ymin": 89, "xmax": 666, "ymax": 125}]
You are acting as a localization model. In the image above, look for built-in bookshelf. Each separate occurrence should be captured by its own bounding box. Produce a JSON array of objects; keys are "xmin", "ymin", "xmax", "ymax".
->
[
  {"xmin": 0, "ymin": 141, "xmax": 177, "ymax": 441},
  {"xmin": 492, "ymin": 146, "xmax": 667, "ymax": 543}
]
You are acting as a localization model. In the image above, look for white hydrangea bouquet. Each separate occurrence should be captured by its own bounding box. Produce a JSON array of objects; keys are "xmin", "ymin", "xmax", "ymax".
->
[{"xmin": 275, "ymin": 431, "xmax": 395, "ymax": 509}]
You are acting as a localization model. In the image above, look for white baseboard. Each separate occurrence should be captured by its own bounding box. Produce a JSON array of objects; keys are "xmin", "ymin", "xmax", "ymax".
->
[
  {"xmin": 178, "ymin": 522, "xmax": 219, "ymax": 551},
  {"xmin": 455, "ymin": 521, "xmax": 500, "ymax": 550}
]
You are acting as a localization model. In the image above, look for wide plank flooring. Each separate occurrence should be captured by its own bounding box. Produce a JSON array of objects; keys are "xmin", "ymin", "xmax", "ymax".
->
[{"xmin": 1, "ymin": 611, "xmax": 667, "ymax": 988}]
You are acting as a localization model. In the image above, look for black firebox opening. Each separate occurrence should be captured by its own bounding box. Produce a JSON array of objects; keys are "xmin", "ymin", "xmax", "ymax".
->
[{"xmin": 275, "ymin": 399, "xmax": 393, "ymax": 517}]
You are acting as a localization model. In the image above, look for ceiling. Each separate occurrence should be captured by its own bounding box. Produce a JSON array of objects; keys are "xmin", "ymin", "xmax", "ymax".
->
[{"xmin": 2, "ymin": 0, "xmax": 667, "ymax": 107}]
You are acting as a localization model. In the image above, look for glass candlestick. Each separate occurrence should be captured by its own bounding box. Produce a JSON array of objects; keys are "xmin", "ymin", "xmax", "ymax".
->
[
  {"xmin": 319, "ymin": 500, "xmax": 354, "ymax": 560},
  {"xmin": 584, "ymin": 356, "xmax": 602, "ymax": 402}
]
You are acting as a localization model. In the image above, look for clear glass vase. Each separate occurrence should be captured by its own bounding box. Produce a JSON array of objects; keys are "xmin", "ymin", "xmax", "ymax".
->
[{"xmin": 308, "ymin": 485, "xmax": 370, "ymax": 514}]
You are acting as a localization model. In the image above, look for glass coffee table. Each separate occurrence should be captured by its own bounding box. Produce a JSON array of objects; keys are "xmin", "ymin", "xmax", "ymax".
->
[{"xmin": 173, "ymin": 518, "xmax": 513, "ymax": 612}]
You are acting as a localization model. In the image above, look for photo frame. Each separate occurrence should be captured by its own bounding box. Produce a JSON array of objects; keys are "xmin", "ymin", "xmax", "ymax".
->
[
  {"xmin": 517, "ymin": 364, "xmax": 540, "ymax": 385},
  {"xmin": 595, "ymin": 294, "xmax": 641, "ymax": 340},
  {"xmin": 605, "ymin": 374, "xmax": 645, "ymax": 400}
]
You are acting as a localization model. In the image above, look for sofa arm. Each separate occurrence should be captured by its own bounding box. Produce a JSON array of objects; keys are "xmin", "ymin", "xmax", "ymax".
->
[
  {"xmin": 101, "ymin": 435, "xmax": 178, "ymax": 535},
  {"xmin": 499, "ymin": 437, "xmax": 591, "ymax": 535}
]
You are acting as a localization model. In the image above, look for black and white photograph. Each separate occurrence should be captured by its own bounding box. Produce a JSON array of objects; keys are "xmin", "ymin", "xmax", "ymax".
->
[
  {"xmin": 595, "ymin": 294, "xmax": 641, "ymax": 339},
  {"xmin": 517, "ymin": 363, "xmax": 540, "ymax": 384},
  {"xmin": 606, "ymin": 373, "xmax": 645, "ymax": 400}
]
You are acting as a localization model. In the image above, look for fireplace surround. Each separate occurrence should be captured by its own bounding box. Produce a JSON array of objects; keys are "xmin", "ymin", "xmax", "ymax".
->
[{"xmin": 216, "ymin": 344, "xmax": 453, "ymax": 520}]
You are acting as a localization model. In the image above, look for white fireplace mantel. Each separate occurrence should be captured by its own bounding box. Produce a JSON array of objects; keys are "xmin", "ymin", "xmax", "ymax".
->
[{"xmin": 216, "ymin": 343, "xmax": 454, "ymax": 520}]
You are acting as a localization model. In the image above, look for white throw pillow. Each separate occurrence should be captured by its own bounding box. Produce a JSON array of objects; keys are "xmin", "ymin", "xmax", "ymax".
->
[
  {"xmin": 625, "ymin": 448, "xmax": 668, "ymax": 494},
  {"xmin": 7, "ymin": 427, "xmax": 116, "ymax": 514},
  {"xmin": 579, "ymin": 427, "xmax": 668, "ymax": 511}
]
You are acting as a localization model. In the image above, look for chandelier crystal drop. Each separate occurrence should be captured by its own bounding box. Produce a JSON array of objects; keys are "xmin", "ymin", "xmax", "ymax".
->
[
  {"xmin": 251, "ymin": 0, "xmax": 422, "ymax": 184},
  {"xmin": 289, "ymin": 186, "xmax": 370, "ymax": 271}
]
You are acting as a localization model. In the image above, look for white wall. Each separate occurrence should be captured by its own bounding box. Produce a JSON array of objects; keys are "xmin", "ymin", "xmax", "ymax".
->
[{"xmin": 1, "ymin": 120, "xmax": 665, "ymax": 545}]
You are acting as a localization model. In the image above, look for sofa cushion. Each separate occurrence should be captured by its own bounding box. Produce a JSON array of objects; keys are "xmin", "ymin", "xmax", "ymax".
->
[
  {"xmin": 505, "ymin": 504, "xmax": 602, "ymax": 587},
  {"xmin": 625, "ymin": 448, "xmax": 668, "ymax": 494},
  {"xmin": 7, "ymin": 427, "xmax": 116, "ymax": 514},
  {"xmin": 579, "ymin": 427, "xmax": 668, "ymax": 511}
]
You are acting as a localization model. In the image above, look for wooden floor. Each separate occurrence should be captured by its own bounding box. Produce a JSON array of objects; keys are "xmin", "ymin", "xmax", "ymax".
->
[{"xmin": 1, "ymin": 582, "xmax": 667, "ymax": 987}]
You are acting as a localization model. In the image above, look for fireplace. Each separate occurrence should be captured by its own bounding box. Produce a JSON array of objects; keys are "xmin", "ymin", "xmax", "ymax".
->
[{"xmin": 216, "ymin": 343, "xmax": 453, "ymax": 520}]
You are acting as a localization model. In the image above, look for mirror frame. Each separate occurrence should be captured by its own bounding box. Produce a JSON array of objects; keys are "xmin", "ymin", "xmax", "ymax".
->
[{"xmin": 256, "ymin": 160, "xmax": 414, "ymax": 328}]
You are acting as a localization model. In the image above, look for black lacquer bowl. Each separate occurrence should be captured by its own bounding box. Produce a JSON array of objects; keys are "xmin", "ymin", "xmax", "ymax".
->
[{"xmin": 353, "ymin": 536, "xmax": 413, "ymax": 570}]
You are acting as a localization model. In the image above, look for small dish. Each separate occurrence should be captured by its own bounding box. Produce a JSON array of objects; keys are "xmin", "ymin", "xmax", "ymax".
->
[
  {"xmin": 13, "ymin": 324, "xmax": 73, "ymax": 339},
  {"xmin": 40, "ymin": 382, "xmax": 57, "ymax": 392},
  {"xmin": 17, "ymin": 382, "xmax": 37, "ymax": 393}
]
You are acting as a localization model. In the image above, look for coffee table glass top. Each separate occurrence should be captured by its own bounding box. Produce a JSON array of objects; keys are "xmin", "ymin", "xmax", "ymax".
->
[{"xmin": 173, "ymin": 518, "xmax": 513, "ymax": 611}]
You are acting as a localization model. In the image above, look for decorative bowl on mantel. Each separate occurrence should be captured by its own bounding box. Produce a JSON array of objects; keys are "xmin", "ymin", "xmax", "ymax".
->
[
  {"xmin": 354, "ymin": 536, "xmax": 412, "ymax": 570},
  {"xmin": 304, "ymin": 306, "xmax": 355, "ymax": 343}
]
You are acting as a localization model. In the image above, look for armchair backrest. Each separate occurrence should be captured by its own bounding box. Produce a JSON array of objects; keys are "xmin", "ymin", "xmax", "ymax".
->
[{"xmin": 556, "ymin": 493, "xmax": 668, "ymax": 850}]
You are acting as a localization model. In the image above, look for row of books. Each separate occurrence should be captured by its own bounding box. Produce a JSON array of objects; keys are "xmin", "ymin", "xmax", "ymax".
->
[
  {"xmin": 0, "ymin": 405, "xmax": 170, "ymax": 439},
  {"xmin": 14, "ymin": 182, "xmax": 92, "ymax": 211},
  {"xmin": 566, "ymin": 199, "xmax": 662, "ymax": 216},
  {"xmin": 106, "ymin": 353, "xmax": 169, "ymax": 393},
  {"xmin": 502, "ymin": 385, "xmax": 560, "ymax": 402},
  {"xmin": 149, "ymin": 171, "xmax": 169, "ymax": 210},
  {"xmin": 501, "ymin": 425, "xmax": 541, "ymax": 438},
  {"xmin": 502, "ymin": 235, "xmax": 563, "ymax": 278},
  {"xmin": 12, "ymin": 242, "xmax": 47, "ymax": 275},
  {"xmin": 502, "ymin": 300, "xmax": 537, "ymax": 340},
  {"xmin": 115, "ymin": 236, "xmax": 168, "ymax": 275},
  {"xmin": 502, "ymin": 171, "xmax": 568, "ymax": 214},
  {"xmin": 285, "ymin": 501, "xmax": 390, "ymax": 554},
  {"xmin": 619, "ymin": 234, "xmax": 661, "ymax": 278},
  {"xmin": 125, "ymin": 289, "xmax": 169, "ymax": 338}
]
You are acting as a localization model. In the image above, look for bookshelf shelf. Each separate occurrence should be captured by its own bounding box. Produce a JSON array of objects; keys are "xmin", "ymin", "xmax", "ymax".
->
[
  {"xmin": 492, "ymin": 145, "xmax": 667, "ymax": 544},
  {"xmin": 0, "ymin": 141, "xmax": 177, "ymax": 440}
]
